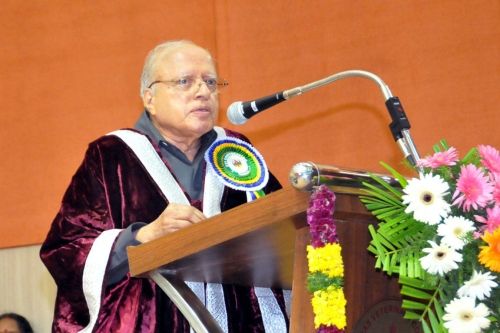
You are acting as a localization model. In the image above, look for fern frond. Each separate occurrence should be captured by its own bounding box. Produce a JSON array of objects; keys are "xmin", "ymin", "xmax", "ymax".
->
[{"xmin": 399, "ymin": 277, "xmax": 445, "ymax": 333}]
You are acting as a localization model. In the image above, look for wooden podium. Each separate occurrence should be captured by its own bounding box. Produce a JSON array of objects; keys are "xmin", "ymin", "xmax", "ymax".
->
[{"xmin": 127, "ymin": 185, "xmax": 401, "ymax": 332}]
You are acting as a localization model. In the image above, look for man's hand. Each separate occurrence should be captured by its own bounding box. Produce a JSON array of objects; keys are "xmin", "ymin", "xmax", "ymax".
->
[{"xmin": 135, "ymin": 203, "xmax": 206, "ymax": 243}]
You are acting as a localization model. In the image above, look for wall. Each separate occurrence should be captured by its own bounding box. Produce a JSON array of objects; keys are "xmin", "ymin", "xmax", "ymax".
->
[
  {"xmin": 0, "ymin": 1, "xmax": 499, "ymax": 331},
  {"xmin": 0, "ymin": 245, "xmax": 56, "ymax": 333},
  {"xmin": 0, "ymin": 0, "xmax": 218, "ymax": 248}
]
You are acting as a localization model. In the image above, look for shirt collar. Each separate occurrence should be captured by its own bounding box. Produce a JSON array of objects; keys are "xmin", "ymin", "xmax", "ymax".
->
[{"xmin": 134, "ymin": 110, "xmax": 217, "ymax": 156}]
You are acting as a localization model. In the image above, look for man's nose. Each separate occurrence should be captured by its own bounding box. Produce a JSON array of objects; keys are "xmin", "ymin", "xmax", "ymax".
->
[{"xmin": 193, "ymin": 80, "xmax": 212, "ymax": 95}]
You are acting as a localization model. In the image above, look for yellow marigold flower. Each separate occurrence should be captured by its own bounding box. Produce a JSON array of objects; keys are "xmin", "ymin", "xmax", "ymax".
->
[
  {"xmin": 307, "ymin": 243, "xmax": 344, "ymax": 277},
  {"xmin": 479, "ymin": 227, "xmax": 500, "ymax": 273},
  {"xmin": 312, "ymin": 286, "xmax": 347, "ymax": 329}
]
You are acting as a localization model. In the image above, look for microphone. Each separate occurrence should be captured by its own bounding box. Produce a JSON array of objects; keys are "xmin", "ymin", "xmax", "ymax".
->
[
  {"xmin": 227, "ymin": 92, "xmax": 286, "ymax": 125},
  {"xmin": 226, "ymin": 70, "xmax": 421, "ymax": 167}
]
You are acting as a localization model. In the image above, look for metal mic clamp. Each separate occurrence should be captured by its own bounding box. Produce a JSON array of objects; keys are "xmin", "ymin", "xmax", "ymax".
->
[{"xmin": 289, "ymin": 162, "xmax": 399, "ymax": 192}]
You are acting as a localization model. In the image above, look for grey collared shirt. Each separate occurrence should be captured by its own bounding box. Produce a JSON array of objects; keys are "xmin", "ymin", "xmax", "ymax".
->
[{"xmin": 134, "ymin": 110, "xmax": 217, "ymax": 201}]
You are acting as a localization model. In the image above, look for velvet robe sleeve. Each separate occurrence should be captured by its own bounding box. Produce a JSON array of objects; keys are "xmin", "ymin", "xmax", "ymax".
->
[{"xmin": 40, "ymin": 135, "xmax": 166, "ymax": 333}]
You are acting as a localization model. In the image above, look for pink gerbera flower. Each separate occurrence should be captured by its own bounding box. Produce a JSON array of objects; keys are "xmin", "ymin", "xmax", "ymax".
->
[
  {"xmin": 478, "ymin": 145, "xmax": 500, "ymax": 174},
  {"xmin": 417, "ymin": 147, "xmax": 459, "ymax": 169},
  {"xmin": 452, "ymin": 164, "xmax": 493, "ymax": 212},
  {"xmin": 491, "ymin": 173, "xmax": 500, "ymax": 204},
  {"xmin": 475, "ymin": 205, "xmax": 500, "ymax": 233}
]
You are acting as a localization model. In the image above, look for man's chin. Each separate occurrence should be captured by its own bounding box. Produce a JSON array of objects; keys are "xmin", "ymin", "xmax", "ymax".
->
[
  {"xmin": 188, "ymin": 122, "xmax": 215, "ymax": 137},
  {"xmin": 189, "ymin": 112, "xmax": 215, "ymax": 124}
]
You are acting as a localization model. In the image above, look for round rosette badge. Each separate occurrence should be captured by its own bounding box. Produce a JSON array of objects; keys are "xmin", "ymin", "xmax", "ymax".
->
[{"xmin": 205, "ymin": 137, "xmax": 269, "ymax": 192}]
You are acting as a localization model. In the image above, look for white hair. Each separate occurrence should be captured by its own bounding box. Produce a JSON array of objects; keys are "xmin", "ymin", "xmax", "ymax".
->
[{"xmin": 139, "ymin": 40, "xmax": 214, "ymax": 97}]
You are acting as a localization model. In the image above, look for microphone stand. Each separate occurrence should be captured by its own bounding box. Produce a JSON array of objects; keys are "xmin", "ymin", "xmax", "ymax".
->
[{"xmin": 283, "ymin": 70, "xmax": 421, "ymax": 167}]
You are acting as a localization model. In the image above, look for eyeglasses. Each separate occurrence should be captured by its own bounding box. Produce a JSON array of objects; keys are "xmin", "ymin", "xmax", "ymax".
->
[{"xmin": 147, "ymin": 76, "xmax": 229, "ymax": 93}]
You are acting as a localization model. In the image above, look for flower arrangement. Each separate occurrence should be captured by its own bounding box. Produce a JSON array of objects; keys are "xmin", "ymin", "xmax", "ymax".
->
[
  {"xmin": 360, "ymin": 141, "xmax": 500, "ymax": 333},
  {"xmin": 306, "ymin": 185, "xmax": 347, "ymax": 332}
]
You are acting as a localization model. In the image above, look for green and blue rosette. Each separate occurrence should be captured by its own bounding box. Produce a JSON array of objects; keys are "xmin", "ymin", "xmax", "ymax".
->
[{"xmin": 205, "ymin": 137, "xmax": 269, "ymax": 200}]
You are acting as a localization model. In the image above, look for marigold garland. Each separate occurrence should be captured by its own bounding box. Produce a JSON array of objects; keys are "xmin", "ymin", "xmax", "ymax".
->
[
  {"xmin": 308, "ymin": 243, "xmax": 344, "ymax": 277},
  {"xmin": 306, "ymin": 185, "xmax": 346, "ymax": 332}
]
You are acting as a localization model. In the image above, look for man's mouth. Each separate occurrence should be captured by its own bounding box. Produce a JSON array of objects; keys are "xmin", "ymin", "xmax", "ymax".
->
[{"xmin": 191, "ymin": 107, "xmax": 211, "ymax": 113}]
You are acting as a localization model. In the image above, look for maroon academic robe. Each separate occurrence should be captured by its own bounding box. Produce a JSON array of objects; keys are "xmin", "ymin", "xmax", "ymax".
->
[{"xmin": 40, "ymin": 128, "xmax": 288, "ymax": 332}]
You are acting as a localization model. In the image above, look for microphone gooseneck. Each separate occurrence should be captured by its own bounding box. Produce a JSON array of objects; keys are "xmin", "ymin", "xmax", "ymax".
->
[{"xmin": 226, "ymin": 70, "xmax": 421, "ymax": 167}]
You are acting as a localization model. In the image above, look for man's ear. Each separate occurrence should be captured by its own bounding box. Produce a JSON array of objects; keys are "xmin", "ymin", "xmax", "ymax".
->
[{"xmin": 142, "ymin": 89, "xmax": 156, "ymax": 115}]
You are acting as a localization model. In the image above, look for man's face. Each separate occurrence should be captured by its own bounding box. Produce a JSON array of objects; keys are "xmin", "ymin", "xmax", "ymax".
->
[{"xmin": 143, "ymin": 44, "xmax": 219, "ymax": 142}]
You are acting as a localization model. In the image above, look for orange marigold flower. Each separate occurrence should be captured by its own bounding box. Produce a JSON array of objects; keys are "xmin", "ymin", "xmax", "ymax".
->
[{"xmin": 479, "ymin": 228, "xmax": 500, "ymax": 272}]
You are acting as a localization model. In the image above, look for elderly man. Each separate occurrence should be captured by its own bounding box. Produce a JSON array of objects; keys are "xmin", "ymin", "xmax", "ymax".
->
[{"xmin": 40, "ymin": 40, "xmax": 289, "ymax": 332}]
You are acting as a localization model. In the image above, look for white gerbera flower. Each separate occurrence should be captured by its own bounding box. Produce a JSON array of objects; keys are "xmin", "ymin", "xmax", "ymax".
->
[
  {"xmin": 443, "ymin": 297, "xmax": 490, "ymax": 333},
  {"xmin": 458, "ymin": 270, "xmax": 498, "ymax": 301},
  {"xmin": 419, "ymin": 241, "xmax": 462, "ymax": 276},
  {"xmin": 402, "ymin": 173, "xmax": 451, "ymax": 225},
  {"xmin": 437, "ymin": 216, "xmax": 475, "ymax": 249}
]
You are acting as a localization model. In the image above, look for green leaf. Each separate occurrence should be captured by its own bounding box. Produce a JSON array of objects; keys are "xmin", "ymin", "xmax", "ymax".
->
[
  {"xmin": 421, "ymin": 320, "xmax": 432, "ymax": 333},
  {"xmin": 399, "ymin": 252, "xmax": 407, "ymax": 276},
  {"xmin": 401, "ymin": 221, "xmax": 427, "ymax": 239},
  {"xmin": 368, "ymin": 225, "xmax": 386, "ymax": 258},
  {"xmin": 401, "ymin": 286, "xmax": 433, "ymax": 299},
  {"xmin": 379, "ymin": 161, "xmax": 409, "ymax": 188},
  {"xmin": 376, "ymin": 233, "xmax": 397, "ymax": 251},
  {"xmin": 437, "ymin": 288, "xmax": 446, "ymax": 301},
  {"xmin": 404, "ymin": 311, "xmax": 421, "ymax": 320},
  {"xmin": 407, "ymin": 252, "xmax": 415, "ymax": 277},
  {"xmin": 433, "ymin": 299, "xmax": 445, "ymax": 327},
  {"xmin": 360, "ymin": 196, "xmax": 388, "ymax": 207},
  {"xmin": 379, "ymin": 211, "xmax": 409, "ymax": 227},
  {"xmin": 372, "ymin": 207, "xmax": 404, "ymax": 220},
  {"xmin": 433, "ymin": 140, "xmax": 450, "ymax": 153},
  {"xmin": 414, "ymin": 254, "xmax": 422, "ymax": 278},
  {"xmin": 399, "ymin": 276, "xmax": 434, "ymax": 290},
  {"xmin": 366, "ymin": 170, "xmax": 405, "ymax": 197},
  {"xmin": 388, "ymin": 251, "xmax": 399, "ymax": 274},
  {"xmin": 383, "ymin": 254, "xmax": 391, "ymax": 272},
  {"xmin": 367, "ymin": 244, "xmax": 378, "ymax": 255},
  {"xmin": 382, "ymin": 216, "xmax": 416, "ymax": 237},
  {"xmin": 428, "ymin": 308, "xmax": 441, "ymax": 333},
  {"xmin": 461, "ymin": 147, "xmax": 479, "ymax": 165},
  {"xmin": 402, "ymin": 299, "xmax": 427, "ymax": 310},
  {"xmin": 361, "ymin": 182, "xmax": 401, "ymax": 205}
]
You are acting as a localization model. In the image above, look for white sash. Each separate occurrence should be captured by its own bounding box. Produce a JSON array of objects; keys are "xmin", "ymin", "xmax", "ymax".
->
[
  {"xmin": 79, "ymin": 229, "xmax": 122, "ymax": 333},
  {"xmin": 110, "ymin": 128, "xmax": 228, "ymax": 333}
]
